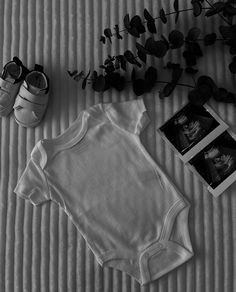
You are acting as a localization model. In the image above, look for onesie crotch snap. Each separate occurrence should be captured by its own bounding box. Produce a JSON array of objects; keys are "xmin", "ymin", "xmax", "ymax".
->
[
  {"xmin": 139, "ymin": 240, "xmax": 166, "ymax": 284},
  {"xmin": 139, "ymin": 239, "xmax": 193, "ymax": 285}
]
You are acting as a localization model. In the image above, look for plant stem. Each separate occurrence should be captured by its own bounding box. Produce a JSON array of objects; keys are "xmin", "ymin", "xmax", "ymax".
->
[
  {"xmin": 156, "ymin": 80, "xmax": 195, "ymax": 89},
  {"xmin": 85, "ymin": 77, "xmax": 195, "ymax": 89},
  {"xmin": 112, "ymin": 6, "xmax": 212, "ymax": 37},
  {"xmin": 160, "ymin": 7, "xmax": 205, "ymax": 18}
]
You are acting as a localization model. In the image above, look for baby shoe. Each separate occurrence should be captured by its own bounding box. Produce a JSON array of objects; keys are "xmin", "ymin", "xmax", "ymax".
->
[
  {"xmin": 13, "ymin": 64, "xmax": 49, "ymax": 127},
  {"xmin": 0, "ymin": 57, "xmax": 28, "ymax": 117}
]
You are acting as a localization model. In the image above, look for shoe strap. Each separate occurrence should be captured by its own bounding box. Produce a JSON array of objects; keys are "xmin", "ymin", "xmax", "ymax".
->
[
  {"xmin": 14, "ymin": 95, "xmax": 47, "ymax": 112},
  {"xmin": 18, "ymin": 85, "xmax": 48, "ymax": 105},
  {"xmin": 0, "ymin": 77, "xmax": 14, "ymax": 92},
  {"xmin": 34, "ymin": 64, "xmax": 44, "ymax": 72},
  {"xmin": 13, "ymin": 56, "xmax": 23, "ymax": 66}
]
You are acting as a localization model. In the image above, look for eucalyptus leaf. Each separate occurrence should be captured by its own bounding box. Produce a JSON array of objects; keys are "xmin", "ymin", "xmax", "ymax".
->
[
  {"xmin": 124, "ymin": 50, "xmax": 142, "ymax": 67},
  {"xmin": 128, "ymin": 27, "xmax": 140, "ymax": 37},
  {"xmin": 159, "ymin": 83, "xmax": 176, "ymax": 98},
  {"xmin": 197, "ymin": 83, "xmax": 213, "ymax": 99},
  {"xmin": 145, "ymin": 37, "xmax": 156, "ymax": 54},
  {"xmin": 92, "ymin": 74, "xmax": 106, "ymax": 92},
  {"xmin": 116, "ymin": 55, "xmax": 127, "ymax": 71},
  {"xmin": 73, "ymin": 71, "xmax": 85, "ymax": 82},
  {"xmin": 229, "ymin": 59, "xmax": 236, "ymax": 73},
  {"xmin": 114, "ymin": 58, "xmax": 120, "ymax": 69},
  {"xmin": 186, "ymin": 27, "xmax": 201, "ymax": 41},
  {"xmin": 204, "ymin": 33, "xmax": 217, "ymax": 46},
  {"xmin": 147, "ymin": 20, "xmax": 157, "ymax": 34},
  {"xmin": 160, "ymin": 8, "xmax": 167, "ymax": 24},
  {"xmin": 145, "ymin": 66, "xmax": 158, "ymax": 87},
  {"xmin": 136, "ymin": 42, "xmax": 150, "ymax": 54},
  {"xmin": 222, "ymin": 92, "xmax": 236, "ymax": 103},
  {"xmin": 161, "ymin": 34, "xmax": 170, "ymax": 49},
  {"xmin": 106, "ymin": 72, "xmax": 126, "ymax": 91},
  {"xmin": 168, "ymin": 30, "xmax": 184, "ymax": 48},
  {"xmin": 131, "ymin": 68, "xmax": 136, "ymax": 82},
  {"xmin": 153, "ymin": 41, "xmax": 169, "ymax": 58},
  {"xmin": 114, "ymin": 24, "xmax": 123, "ymax": 39},
  {"xmin": 90, "ymin": 70, "xmax": 98, "ymax": 80},
  {"xmin": 144, "ymin": 8, "xmax": 154, "ymax": 21},
  {"xmin": 197, "ymin": 75, "xmax": 218, "ymax": 95},
  {"xmin": 136, "ymin": 43, "xmax": 148, "ymax": 63},
  {"xmin": 219, "ymin": 25, "xmax": 236, "ymax": 39},
  {"xmin": 130, "ymin": 15, "xmax": 142, "ymax": 27},
  {"xmin": 105, "ymin": 64, "xmax": 115, "ymax": 74},
  {"xmin": 224, "ymin": 3, "xmax": 236, "ymax": 16},
  {"xmin": 114, "ymin": 76, "xmax": 126, "ymax": 91},
  {"xmin": 172, "ymin": 67, "xmax": 183, "ymax": 83},
  {"xmin": 174, "ymin": 0, "xmax": 179, "ymax": 23},
  {"xmin": 213, "ymin": 87, "xmax": 236, "ymax": 104},
  {"xmin": 104, "ymin": 58, "xmax": 112, "ymax": 65},
  {"xmin": 183, "ymin": 51, "xmax": 197, "ymax": 66},
  {"xmin": 145, "ymin": 38, "xmax": 169, "ymax": 57},
  {"xmin": 124, "ymin": 14, "xmax": 131, "ymax": 29},
  {"xmin": 192, "ymin": 1, "xmax": 202, "ymax": 17},
  {"xmin": 188, "ymin": 42, "xmax": 203, "ymax": 57},
  {"xmin": 100, "ymin": 36, "xmax": 106, "ymax": 44},
  {"xmin": 104, "ymin": 28, "xmax": 112, "ymax": 43},
  {"xmin": 133, "ymin": 79, "xmax": 148, "ymax": 96},
  {"xmin": 130, "ymin": 15, "xmax": 146, "ymax": 35},
  {"xmin": 103, "ymin": 76, "xmax": 111, "ymax": 91},
  {"xmin": 213, "ymin": 87, "xmax": 228, "ymax": 101},
  {"xmin": 159, "ymin": 8, "xmax": 167, "ymax": 23},
  {"xmin": 137, "ymin": 49, "xmax": 147, "ymax": 63},
  {"xmin": 67, "ymin": 70, "xmax": 78, "ymax": 77},
  {"xmin": 82, "ymin": 70, "xmax": 90, "ymax": 89},
  {"xmin": 188, "ymin": 88, "xmax": 208, "ymax": 106}
]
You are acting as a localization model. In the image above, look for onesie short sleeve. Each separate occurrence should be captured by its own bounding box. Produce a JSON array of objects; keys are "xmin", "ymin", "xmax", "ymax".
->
[
  {"xmin": 103, "ymin": 98, "xmax": 150, "ymax": 135},
  {"xmin": 14, "ymin": 141, "xmax": 50, "ymax": 206}
]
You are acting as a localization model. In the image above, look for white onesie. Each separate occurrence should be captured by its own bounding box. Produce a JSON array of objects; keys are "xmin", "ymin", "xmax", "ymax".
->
[{"xmin": 14, "ymin": 98, "xmax": 193, "ymax": 285}]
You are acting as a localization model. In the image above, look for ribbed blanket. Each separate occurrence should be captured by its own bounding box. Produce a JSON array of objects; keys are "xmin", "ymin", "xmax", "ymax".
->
[{"xmin": 0, "ymin": 0, "xmax": 235, "ymax": 291}]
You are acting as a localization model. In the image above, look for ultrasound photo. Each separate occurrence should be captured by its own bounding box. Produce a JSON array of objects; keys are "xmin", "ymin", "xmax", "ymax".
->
[
  {"xmin": 189, "ymin": 131, "xmax": 236, "ymax": 190},
  {"xmin": 159, "ymin": 103, "xmax": 219, "ymax": 155}
]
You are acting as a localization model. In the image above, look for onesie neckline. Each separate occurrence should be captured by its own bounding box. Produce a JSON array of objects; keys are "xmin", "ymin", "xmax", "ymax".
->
[{"xmin": 41, "ymin": 109, "xmax": 90, "ymax": 151}]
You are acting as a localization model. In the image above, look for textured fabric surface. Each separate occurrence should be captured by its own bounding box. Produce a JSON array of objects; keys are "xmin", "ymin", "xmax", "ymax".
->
[{"xmin": 0, "ymin": 0, "xmax": 235, "ymax": 291}]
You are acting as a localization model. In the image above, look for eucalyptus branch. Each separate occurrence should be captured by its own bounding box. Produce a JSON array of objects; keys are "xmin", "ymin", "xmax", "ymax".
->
[
  {"xmin": 68, "ymin": 1, "xmax": 236, "ymax": 105},
  {"xmin": 111, "ymin": 7, "xmax": 212, "ymax": 38}
]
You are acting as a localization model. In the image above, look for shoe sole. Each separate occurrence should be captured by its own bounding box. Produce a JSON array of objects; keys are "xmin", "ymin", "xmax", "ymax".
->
[{"xmin": 14, "ymin": 115, "xmax": 41, "ymax": 128}]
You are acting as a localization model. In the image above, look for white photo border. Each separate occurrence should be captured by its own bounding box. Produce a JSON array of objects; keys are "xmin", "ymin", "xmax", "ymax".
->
[
  {"xmin": 187, "ymin": 129, "xmax": 236, "ymax": 197},
  {"xmin": 157, "ymin": 102, "xmax": 229, "ymax": 163}
]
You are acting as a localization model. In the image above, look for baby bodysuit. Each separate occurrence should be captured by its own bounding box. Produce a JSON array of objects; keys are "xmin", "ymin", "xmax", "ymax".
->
[{"xmin": 14, "ymin": 98, "xmax": 193, "ymax": 285}]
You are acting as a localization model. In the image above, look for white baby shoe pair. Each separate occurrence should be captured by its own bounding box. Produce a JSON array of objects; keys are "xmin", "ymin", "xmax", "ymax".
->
[{"xmin": 0, "ymin": 56, "xmax": 49, "ymax": 127}]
